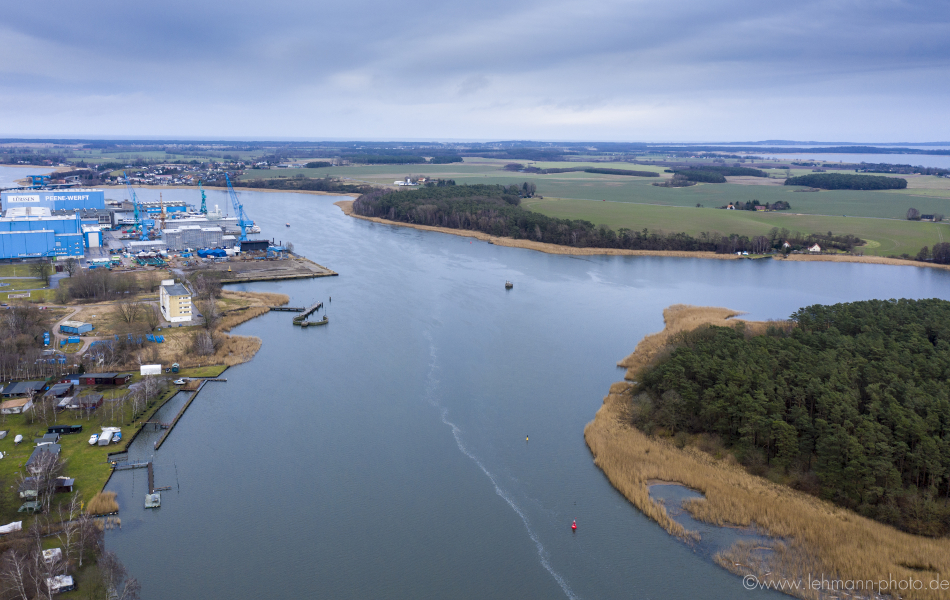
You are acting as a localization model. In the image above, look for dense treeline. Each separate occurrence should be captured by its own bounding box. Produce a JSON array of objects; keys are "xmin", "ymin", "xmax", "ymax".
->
[
  {"xmin": 678, "ymin": 170, "xmax": 727, "ymax": 183},
  {"xmin": 726, "ymin": 200, "xmax": 791, "ymax": 211},
  {"xmin": 237, "ymin": 176, "xmax": 373, "ymax": 194},
  {"xmin": 502, "ymin": 163, "xmax": 657, "ymax": 177},
  {"xmin": 428, "ymin": 155, "xmax": 464, "ymax": 164},
  {"xmin": 352, "ymin": 185, "xmax": 864, "ymax": 253},
  {"xmin": 583, "ymin": 167, "xmax": 658, "ymax": 177},
  {"xmin": 347, "ymin": 154, "xmax": 427, "ymax": 164},
  {"xmin": 785, "ymin": 173, "xmax": 908, "ymax": 190},
  {"xmin": 678, "ymin": 165, "xmax": 768, "ymax": 177},
  {"xmin": 304, "ymin": 161, "xmax": 333, "ymax": 168},
  {"xmin": 635, "ymin": 299, "xmax": 950, "ymax": 536}
]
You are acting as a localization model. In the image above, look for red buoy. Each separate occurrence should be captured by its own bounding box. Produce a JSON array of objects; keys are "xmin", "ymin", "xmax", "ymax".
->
[{"xmin": 571, "ymin": 520, "xmax": 577, "ymax": 531}]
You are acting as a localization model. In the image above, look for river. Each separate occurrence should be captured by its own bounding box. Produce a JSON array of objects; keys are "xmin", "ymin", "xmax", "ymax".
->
[{"xmin": 105, "ymin": 188, "xmax": 950, "ymax": 599}]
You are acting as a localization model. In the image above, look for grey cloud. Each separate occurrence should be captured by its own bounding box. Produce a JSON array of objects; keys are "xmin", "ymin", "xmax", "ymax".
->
[{"xmin": 1, "ymin": 0, "xmax": 948, "ymax": 139}]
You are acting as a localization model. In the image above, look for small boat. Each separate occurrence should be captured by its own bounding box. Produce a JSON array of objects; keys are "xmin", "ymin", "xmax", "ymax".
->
[
  {"xmin": 112, "ymin": 432, "xmax": 122, "ymax": 443},
  {"xmin": 14, "ymin": 434, "xmax": 22, "ymax": 444},
  {"xmin": 88, "ymin": 434, "xmax": 98, "ymax": 445},
  {"xmin": 505, "ymin": 281, "xmax": 513, "ymax": 289},
  {"xmin": 285, "ymin": 223, "xmax": 290, "ymax": 227}
]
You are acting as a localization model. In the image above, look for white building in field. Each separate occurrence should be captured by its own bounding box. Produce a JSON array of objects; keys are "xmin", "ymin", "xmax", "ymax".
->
[{"xmin": 159, "ymin": 279, "xmax": 192, "ymax": 323}]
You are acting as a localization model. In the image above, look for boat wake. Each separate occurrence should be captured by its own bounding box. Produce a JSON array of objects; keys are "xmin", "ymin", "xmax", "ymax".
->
[{"xmin": 423, "ymin": 331, "xmax": 579, "ymax": 600}]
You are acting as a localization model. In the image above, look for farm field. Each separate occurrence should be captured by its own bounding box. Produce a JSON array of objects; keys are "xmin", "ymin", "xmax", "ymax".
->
[
  {"xmin": 253, "ymin": 159, "xmax": 950, "ymax": 221},
  {"xmin": 523, "ymin": 196, "xmax": 948, "ymax": 257}
]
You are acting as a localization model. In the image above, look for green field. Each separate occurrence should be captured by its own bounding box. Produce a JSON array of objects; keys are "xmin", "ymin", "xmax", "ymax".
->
[
  {"xmin": 252, "ymin": 159, "xmax": 950, "ymax": 220},
  {"xmin": 524, "ymin": 197, "xmax": 947, "ymax": 257}
]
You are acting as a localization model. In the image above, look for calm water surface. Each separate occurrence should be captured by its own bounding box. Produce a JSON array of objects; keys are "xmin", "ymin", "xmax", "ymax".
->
[{"xmin": 105, "ymin": 188, "xmax": 950, "ymax": 599}]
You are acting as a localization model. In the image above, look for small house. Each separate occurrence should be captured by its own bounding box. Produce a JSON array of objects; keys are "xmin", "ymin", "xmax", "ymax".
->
[
  {"xmin": 73, "ymin": 393, "xmax": 103, "ymax": 411},
  {"xmin": 42, "ymin": 548, "xmax": 63, "ymax": 564},
  {"xmin": 79, "ymin": 373, "xmax": 130, "ymax": 386},
  {"xmin": 48, "ymin": 424, "xmax": 82, "ymax": 435},
  {"xmin": 58, "ymin": 375, "xmax": 81, "ymax": 385},
  {"xmin": 1, "ymin": 381, "xmax": 47, "ymax": 398},
  {"xmin": 808, "ymin": 244, "xmax": 821, "ymax": 253},
  {"xmin": 18, "ymin": 478, "xmax": 38, "ymax": 499},
  {"xmin": 0, "ymin": 397, "xmax": 34, "ymax": 414},
  {"xmin": 726, "ymin": 203, "xmax": 735, "ymax": 210},
  {"xmin": 53, "ymin": 477, "xmax": 74, "ymax": 493},
  {"xmin": 754, "ymin": 205, "xmax": 767, "ymax": 211},
  {"xmin": 59, "ymin": 321, "xmax": 93, "ymax": 335},
  {"xmin": 34, "ymin": 432, "xmax": 60, "ymax": 445},
  {"xmin": 45, "ymin": 382, "xmax": 74, "ymax": 398},
  {"xmin": 26, "ymin": 444, "xmax": 60, "ymax": 471},
  {"xmin": 46, "ymin": 575, "xmax": 75, "ymax": 594}
]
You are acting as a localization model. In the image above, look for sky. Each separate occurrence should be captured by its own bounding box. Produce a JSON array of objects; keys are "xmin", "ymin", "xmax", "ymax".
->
[{"xmin": 1, "ymin": 0, "xmax": 948, "ymax": 142}]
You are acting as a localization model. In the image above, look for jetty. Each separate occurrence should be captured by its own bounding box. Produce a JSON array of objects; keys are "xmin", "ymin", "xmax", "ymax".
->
[
  {"xmin": 153, "ymin": 378, "xmax": 226, "ymax": 450},
  {"xmin": 292, "ymin": 302, "xmax": 323, "ymax": 326},
  {"xmin": 269, "ymin": 306, "xmax": 305, "ymax": 312}
]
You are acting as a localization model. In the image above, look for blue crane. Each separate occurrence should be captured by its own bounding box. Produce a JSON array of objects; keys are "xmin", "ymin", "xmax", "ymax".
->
[
  {"xmin": 27, "ymin": 175, "xmax": 50, "ymax": 188},
  {"xmin": 225, "ymin": 174, "xmax": 253, "ymax": 241},
  {"xmin": 123, "ymin": 171, "xmax": 150, "ymax": 241},
  {"xmin": 198, "ymin": 180, "xmax": 208, "ymax": 214}
]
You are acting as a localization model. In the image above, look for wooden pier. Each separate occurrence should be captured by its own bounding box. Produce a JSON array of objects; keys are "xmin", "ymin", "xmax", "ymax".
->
[
  {"xmin": 269, "ymin": 306, "xmax": 305, "ymax": 312},
  {"xmin": 147, "ymin": 462, "xmax": 155, "ymax": 494},
  {"xmin": 154, "ymin": 380, "xmax": 208, "ymax": 451},
  {"xmin": 293, "ymin": 301, "xmax": 323, "ymax": 326}
]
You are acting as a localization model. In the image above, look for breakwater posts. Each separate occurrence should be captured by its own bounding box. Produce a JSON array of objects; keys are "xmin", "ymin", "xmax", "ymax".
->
[
  {"xmin": 269, "ymin": 306, "xmax": 305, "ymax": 312},
  {"xmin": 293, "ymin": 301, "xmax": 323, "ymax": 325}
]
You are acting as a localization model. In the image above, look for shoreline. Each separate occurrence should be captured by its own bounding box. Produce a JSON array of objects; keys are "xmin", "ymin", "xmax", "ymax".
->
[
  {"xmin": 584, "ymin": 305, "xmax": 950, "ymax": 600},
  {"xmin": 335, "ymin": 200, "xmax": 950, "ymax": 268}
]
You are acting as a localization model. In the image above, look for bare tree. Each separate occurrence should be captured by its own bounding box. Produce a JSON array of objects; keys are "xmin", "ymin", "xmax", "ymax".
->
[
  {"xmin": 1, "ymin": 548, "xmax": 33, "ymax": 600},
  {"xmin": 29, "ymin": 261, "xmax": 53, "ymax": 287},
  {"xmin": 143, "ymin": 304, "xmax": 160, "ymax": 331},
  {"xmin": 192, "ymin": 330, "xmax": 216, "ymax": 356},
  {"xmin": 63, "ymin": 258, "xmax": 78, "ymax": 277},
  {"xmin": 116, "ymin": 298, "xmax": 143, "ymax": 325},
  {"xmin": 98, "ymin": 551, "xmax": 141, "ymax": 600},
  {"xmin": 907, "ymin": 207, "xmax": 921, "ymax": 221},
  {"xmin": 199, "ymin": 296, "xmax": 220, "ymax": 330}
]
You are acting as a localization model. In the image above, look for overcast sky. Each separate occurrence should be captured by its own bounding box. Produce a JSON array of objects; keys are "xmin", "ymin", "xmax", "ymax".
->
[{"xmin": 2, "ymin": 0, "xmax": 948, "ymax": 142}]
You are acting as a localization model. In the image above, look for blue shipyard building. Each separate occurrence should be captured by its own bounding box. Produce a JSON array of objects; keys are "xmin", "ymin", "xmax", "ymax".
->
[{"xmin": 0, "ymin": 189, "xmax": 106, "ymax": 259}]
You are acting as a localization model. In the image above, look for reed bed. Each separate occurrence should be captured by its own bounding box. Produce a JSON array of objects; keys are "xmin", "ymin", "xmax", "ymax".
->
[
  {"xmin": 86, "ymin": 492, "xmax": 119, "ymax": 516},
  {"xmin": 585, "ymin": 305, "xmax": 950, "ymax": 600},
  {"xmin": 218, "ymin": 306, "xmax": 269, "ymax": 332}
]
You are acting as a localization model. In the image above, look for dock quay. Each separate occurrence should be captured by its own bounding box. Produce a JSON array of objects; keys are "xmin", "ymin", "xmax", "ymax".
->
[
  {"xmin": 113, "ymin": 462, "xmax": 149, "ymax": 471},
  {"xmin": 269, "ymin": 306, "xmax": 305, "ymax": 312},
  {"xmin": 194, "ymin": 254, "xmax": 338, "ymax": 284},
  {"xmin": 154, "ymin": 380, "xmax": 210, "ymax": 451}
]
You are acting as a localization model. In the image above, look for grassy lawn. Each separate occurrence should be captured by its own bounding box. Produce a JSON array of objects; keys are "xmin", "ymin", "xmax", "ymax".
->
[
  {"xmin": 177, "ymin": 365, "xmax": 228, "ymax": 378},
  {"xmin": 524, "ymin": 197, "xmax": 948, "ymax": 257},
  {"xmin": 0, "ymin": 368, "xmax": 223, "ymax": 525}
]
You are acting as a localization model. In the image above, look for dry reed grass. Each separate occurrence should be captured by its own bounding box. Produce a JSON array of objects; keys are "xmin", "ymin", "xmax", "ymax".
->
[
  {"xmin": 585, "ymin": 305, "xmax": 950, "ymax": 600},
  {"xmin": 783, "ymin": 253, "xmax": 950, "ymax": 270},
  {"xmin": 86, "ymin": 491, "xmax": 119, "ymax": 515}
]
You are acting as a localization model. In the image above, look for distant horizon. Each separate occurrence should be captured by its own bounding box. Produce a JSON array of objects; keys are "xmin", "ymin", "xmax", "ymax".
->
[{"xmin": 1, "ymin": 136, "xmax": 950, "ymax": 147}]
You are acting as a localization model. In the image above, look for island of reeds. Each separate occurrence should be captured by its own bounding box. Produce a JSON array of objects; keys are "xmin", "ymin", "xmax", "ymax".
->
[{"xmin": 585, "ymin": 301, "xmax": 950, "ymax": 600}]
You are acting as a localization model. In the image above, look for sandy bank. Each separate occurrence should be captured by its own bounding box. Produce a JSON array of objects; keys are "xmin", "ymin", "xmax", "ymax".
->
[
  {"xmin": 584, "ymin": 305, "xmax": 950, "ymax": 600},
  {"xmin": 336, "ymin": 200, "xmax": 950, "ymax": 269}
]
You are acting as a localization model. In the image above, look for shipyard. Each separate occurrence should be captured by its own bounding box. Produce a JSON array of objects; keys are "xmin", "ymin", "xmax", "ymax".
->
[{"xmin": 0, "ymin": 172, "xmax": 335, "ymax": 286}]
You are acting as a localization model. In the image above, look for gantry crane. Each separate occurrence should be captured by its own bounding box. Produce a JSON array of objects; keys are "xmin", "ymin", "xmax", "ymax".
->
[
  {"xmin": 123, "ymin": 171, "xmax": 149, "ymax": 241},
  {"xmin": 225, "ymin": 174, "xmax": 253, "ymax": 242}
]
